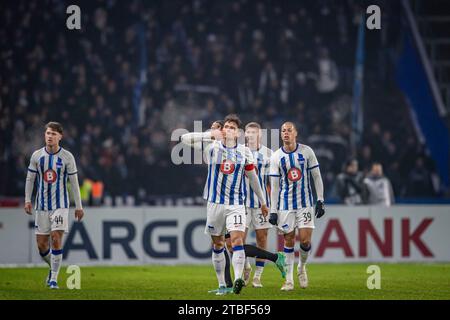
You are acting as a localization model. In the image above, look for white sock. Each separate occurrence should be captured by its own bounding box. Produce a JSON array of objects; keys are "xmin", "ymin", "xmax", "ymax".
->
[
  {"xmin": 50, "ymin": 249, "xmax": 63, "ymax": 282},
  {"xmin": 245, "ymin": 257, "xmax": 251, "ymax": 270},
  {"xmin": 253, "ymin": 260, "xmax": 265, "ymax": 279},
  {"xmin": 298, "ymin": 243, "xmax": 311, "ymax": 272},
  {"xmin": 39, "ymin": 248, "xmax": 51, "ymax": 267},
  {"xmin": 284, "ymin": 247, "xmax": 295, "ymax": 283},
  {"xmin": 232, "ymin": 246, "xmax": 246, "ymax": 280},
  {"xmin": 212, "ymin": 247, "xmax": 226, "ymax": 287}
]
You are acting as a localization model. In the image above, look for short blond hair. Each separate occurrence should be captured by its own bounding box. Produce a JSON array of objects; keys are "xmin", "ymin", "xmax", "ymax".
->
[{"xmin": 245, "ymin": 122, "xmax": 261, "ymax": 130}]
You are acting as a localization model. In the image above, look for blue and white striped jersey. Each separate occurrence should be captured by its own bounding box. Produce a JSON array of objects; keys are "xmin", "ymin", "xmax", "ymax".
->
[
  {"xmin": 243, "ymin": 145, "xmax": 272, "ymax": 208},
  {"xmin": 269, "ymin": 143, "xmax": 319, "ymax": 210},
  {"xmin": 203, "ymin": 141, "xmax": 255, "ymax": 205},
  {"xmin": 27, "ymin": 147, "xmax": 78, "ymax": 211}
]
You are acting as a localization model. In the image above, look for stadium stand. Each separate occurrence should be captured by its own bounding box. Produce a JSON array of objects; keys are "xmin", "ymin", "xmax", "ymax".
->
[{"xmin": 0, "ymin": 0, "xmax": 447, "ymax": 206}]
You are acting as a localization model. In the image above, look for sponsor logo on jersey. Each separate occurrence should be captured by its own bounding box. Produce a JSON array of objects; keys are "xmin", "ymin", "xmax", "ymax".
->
[
  {"xmin": 287, "ymin": 167, "xmax": 302, "ymax": 182},
  {"xmin": 43, "ymin": 169, "xmax": 58, "ymax": 183},
  {"xmin": 220, "ymin": 160, "xmax": 235, "ymax": 174}
]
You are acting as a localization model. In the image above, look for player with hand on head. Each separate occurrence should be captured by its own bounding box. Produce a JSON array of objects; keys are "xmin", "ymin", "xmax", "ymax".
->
[
  {"xmin": 206, "ymin": 120, "xmax": 234, "ymax": 293},
  {"xmin": 207, "ymin": 120, "xmax": 286, "ymax": 294},
  {"xmin": 269, "ymin": 122, "xmax": 325, "ymax": 291},
  {"xmin": 181, "ymin": 114, "xmax": 269, "ymax": 295},
  {"xmin": 24, "ymin": 122, "xmax": 84, "ymax": 289}
]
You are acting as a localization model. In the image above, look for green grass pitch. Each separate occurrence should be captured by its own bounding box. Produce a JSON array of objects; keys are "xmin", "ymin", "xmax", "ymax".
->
[{"xmin": 1, "ymin": 263, "xmax": 449, "ymax": 300}]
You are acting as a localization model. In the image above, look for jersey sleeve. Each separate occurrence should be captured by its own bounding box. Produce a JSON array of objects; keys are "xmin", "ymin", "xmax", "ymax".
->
[
  {"xmin": 66, "ymin": 152, "xmax": 78, "ymax": 175},
  {"xmin": 244, "ymin": 147, "xmax": 255, "ymax": 171},
  {"xmin": 306, "ymin": 146, "xmax": 319, "ymax": 170},
  {"xmin": 203, "ymin": 139, "xmax": 216, "ymax": 162},
  {"xmin": 269, "ymin": 152, "xmax": 281, "ymax": 177},
  {"xmin": 181, "ymin": 132, "xmax": 213, "ymax": 151},
  {"xmin": 27, "ymin": 151, "xmax": 38, "ymax": 173}
]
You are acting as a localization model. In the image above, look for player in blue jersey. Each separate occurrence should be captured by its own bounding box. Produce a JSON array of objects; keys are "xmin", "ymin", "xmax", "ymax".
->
[
  {"xmin": 241, "ymin": 122, "xmax": 272, "ymax": 287},
  {"xmin": 269, "ymin": 122, "xmax": 325, "ymax": 291},
  {"xmin": 207, "ymin": 120, "xmax": 286, "ymax": 294},
  {"xmin": 181, "ymin": 114, "xmax": 269, "ymax": 295},
  {"xmin": 24, "ymin": 122, "xmax": 84, "ymax": 289}
]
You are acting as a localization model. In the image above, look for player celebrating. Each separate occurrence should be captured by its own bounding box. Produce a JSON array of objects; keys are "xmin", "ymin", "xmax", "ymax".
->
[
  {"xmin": 24, "ymin": 122, "xmax": 84, "ymax": 289},
  {"xmin": 181, "ymin": 114, "xmax": 268, "ymax": 295},
  {"xmin": 208, "ymin": 120, "xmax": 286, "ymax": 294},
  {"xmin": 269, "ymin": 122, "xmax": 325, "ymax": 291},
  {"xmin": 242, "ymin": 122, "xmax": 272, "ymax": 287}
]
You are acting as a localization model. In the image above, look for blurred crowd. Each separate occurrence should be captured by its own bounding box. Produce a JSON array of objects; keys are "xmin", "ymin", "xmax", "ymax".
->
[{"xmin": 0, "ymin": 0, "xmax": 444, "ymax": 205}]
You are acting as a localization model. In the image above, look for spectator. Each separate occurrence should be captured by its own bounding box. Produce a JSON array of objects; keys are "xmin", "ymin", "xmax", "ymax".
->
[
  {"xmin": 335, "ymin": 158, "xmax": 365, "ymax": 205},
  {"xmin": 363, "ymin": 162, "xmax": 395, "ymax": 206},
  {"xmin": 0, "ymin": 0, "xmax": 443, "ymax": 203},
  {"xmin": 405, "ymin": 157, "xmax": 436, "ymax": 197},
  {"xmin": 315, "ymin": 46, "xmax": 339, "ymax": 95}
]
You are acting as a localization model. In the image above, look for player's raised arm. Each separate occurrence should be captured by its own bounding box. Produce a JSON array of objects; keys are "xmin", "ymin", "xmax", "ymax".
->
[
  {"xmin": 24, "ymin": 152, "xmax": 38, "ymax": 214},
  {"xmin": 66, "ymin": 153, "xmax": 84, "ymax": 221},
  {"xmin": 307, "ymin": 147, "xmax": 325, "ymax": 218},
  {"xmin": 180, "ymin": 131, "xmax": 215, "ymax": 150}
]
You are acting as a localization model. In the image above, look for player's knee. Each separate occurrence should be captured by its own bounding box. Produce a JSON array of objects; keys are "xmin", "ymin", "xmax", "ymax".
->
[
  {"xmin": 256, "ymin": 232, "xmax": 268, "ymax": 246},
  {"xmin": 37, "ymin": 242, "xmax": 49, "ymax": 253},
  {"xmin": 300, "ymin": 239, "xmax": 311, "ymax": 248},
  {"xmin": 284, "ymin": 231, "xmax": 295, "ymax": 244},
  {"xmin": 225, "ymin": 239, "xmax": 233, "ymax": 252},
  {"xmin": 51, "ymin": 239, "xmax": 62, "ymax": 250},
  {"xmin": 212, "ymin": 239, "xmax": 224, "ymax": 249},
  {"xmin": 230, "ymin": 237, "xmax": 243, "ymax": 247},
  {"xmin": 50, "ymin": 234, "xmax": 62, "ymax": 249},
  {"xmin": 285, "ymin": 239, "xmax": 295, "ymax": 248},
  {"xmin": 284, "ymin": 236, "xmax": 295, "ymax": 247}
]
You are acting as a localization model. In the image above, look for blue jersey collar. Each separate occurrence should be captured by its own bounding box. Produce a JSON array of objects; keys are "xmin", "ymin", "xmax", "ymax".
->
[
  {"xmin": 282, "ymin": 143, "xmax": 299, "ymax": 154},
  {"xmin": 44, "ymin": 146, "xmax": 62, "ymax": 155}
]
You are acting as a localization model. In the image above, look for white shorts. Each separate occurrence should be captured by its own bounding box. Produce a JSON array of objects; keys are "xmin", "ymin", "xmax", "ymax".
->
[
  {"xmin": 204, "ymin": 202, "xmax": 246, "ymax": 236},
  {"xmin": 35, "ymin": 208, "xmax": 69, "ymax": 235},
  {"xmin": 277, "ymin": 207, "xmax": 315, "ymax": 234},
  {"xmin": 245, "ymin": 207, "xmax": 272, "ymax": 230}
]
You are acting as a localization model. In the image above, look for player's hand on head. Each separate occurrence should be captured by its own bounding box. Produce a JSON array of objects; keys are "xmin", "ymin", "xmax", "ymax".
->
[
  {"xmin": 261, "ymin": 204, "xmax": 269, "ymax": 217},
  {"xmin": 211, "ymin": 128, "xmax": 223, "ymax": 141},
  {"xmin": 24, "ymin": 202, "xmax": 32, "ymax": 215},
  {"xmin": 315, "ymin": 200, "xmax": 325, "ymax": 219},
  {"xmin": 75, "ymin": 209, "xmax": 84, "ymax": 221},
  {"xmin": 268, "ymin": 212, "xmax": 278, "ymax": 225}
]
